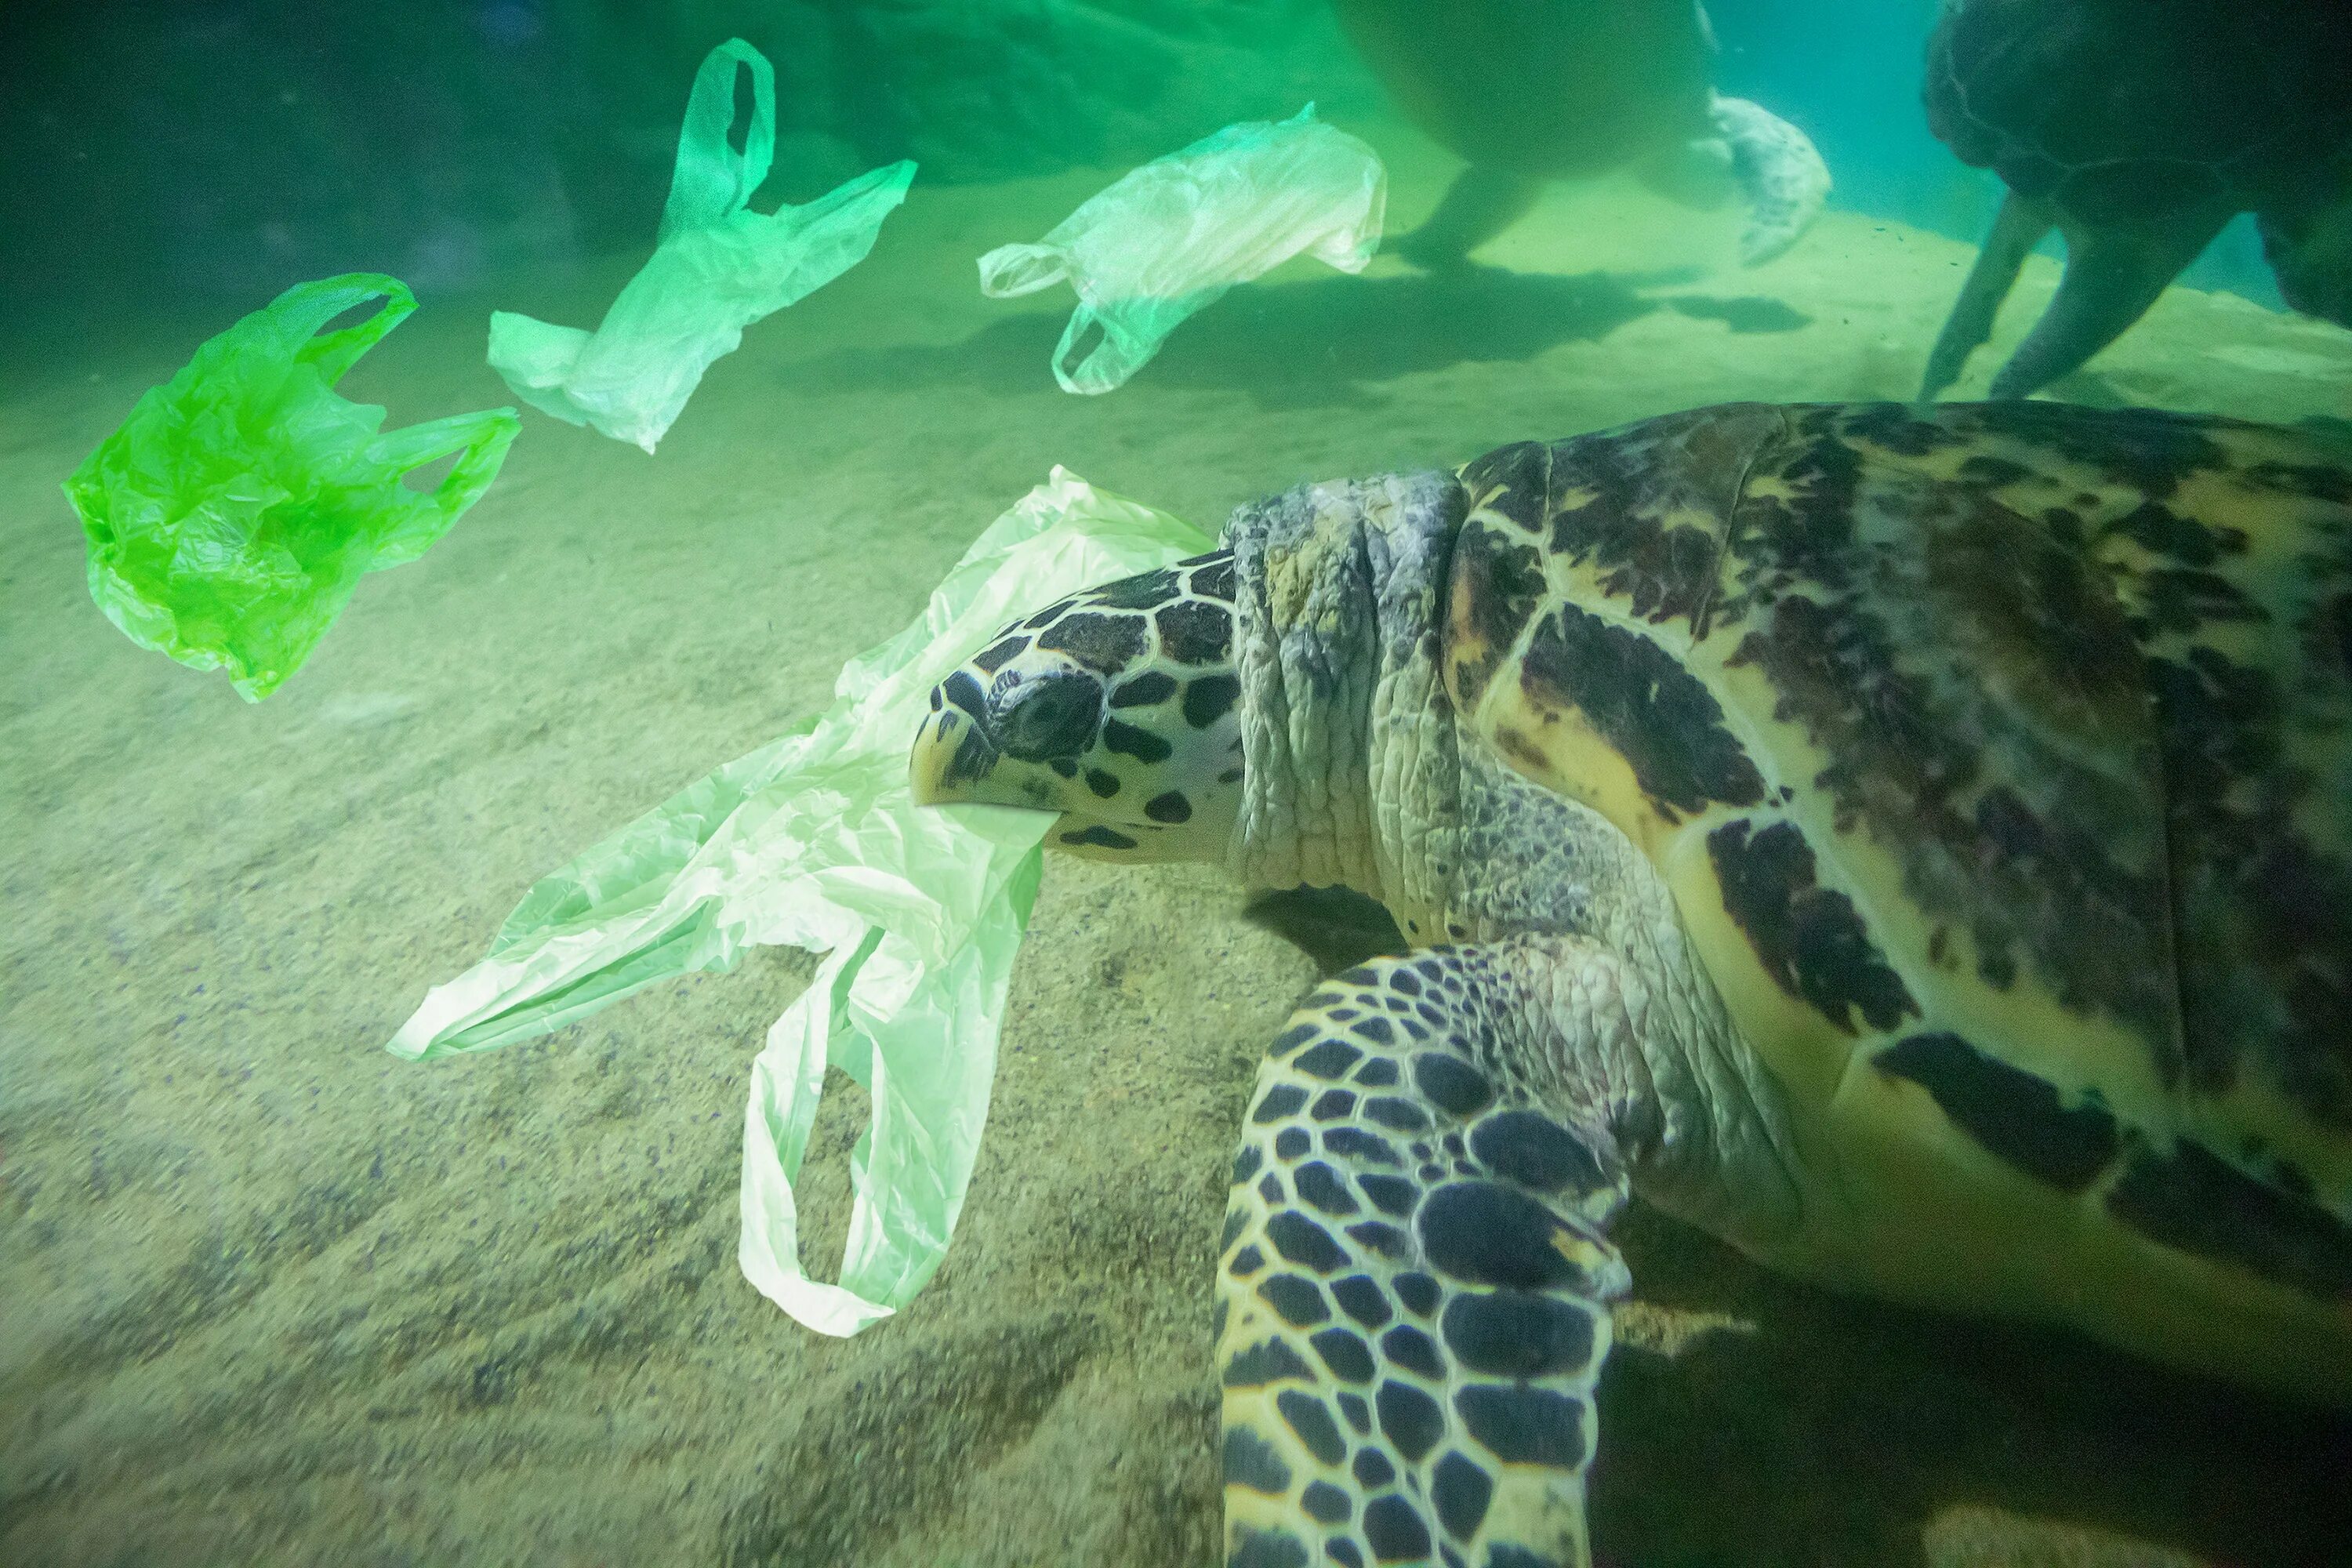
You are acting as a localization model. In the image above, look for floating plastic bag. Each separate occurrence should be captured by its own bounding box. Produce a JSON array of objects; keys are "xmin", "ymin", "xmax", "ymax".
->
[
  {"xmin": 390, "ymin": 470, "xmax": 1214, "ymax": 1335},
  {"xmin": 489, "ymin": 39, "xmax": 915, "ymax": 452},
  {"xmin": 978, "ymin": 104, "xmax": 1385, "ymax": 394},
  {"xmin": 63, "ymin": 273, "xmax": 519, "ymax": 702}
]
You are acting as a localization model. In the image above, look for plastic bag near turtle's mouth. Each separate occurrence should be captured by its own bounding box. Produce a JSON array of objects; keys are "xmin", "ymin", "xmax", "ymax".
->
[{"xmin": 389, "ymin": 469, "xmax": 1212, "ymax": 1336}]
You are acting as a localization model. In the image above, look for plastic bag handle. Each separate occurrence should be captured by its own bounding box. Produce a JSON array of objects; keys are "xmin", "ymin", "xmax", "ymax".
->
[
  {"xmin": 364, "ymin": 407, "xmax": 522, "ymax": 561},
  {"xmin": 280, "ymin": 272, "xmax": 419, "ymax": 387},
  {"xmin": 659, "ymin": 38, "xmax": 777, "ymax": 243},
  {"xmin": 975, "ymin": 242, "xmax": 1072, "ymax": 299},
  {"xmin": 1050, "ymin": 304, "xmax": 1116, "ymax": 394}
]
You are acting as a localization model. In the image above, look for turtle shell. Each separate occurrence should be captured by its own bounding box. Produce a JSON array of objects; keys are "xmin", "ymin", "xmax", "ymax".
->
[
  {"xmin": 1439, "ymin": 401, "xmax": 2352, "ymax": 1346},
  {"xmin": 1330, "ymin": 0, "xmax": 1713, "ymax": 176},
  {"xmin": 1924, "ymin": 0, "xmax": 2352, "ymax": 227}
]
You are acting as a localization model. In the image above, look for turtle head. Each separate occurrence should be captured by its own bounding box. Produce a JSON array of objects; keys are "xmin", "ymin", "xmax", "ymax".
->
[
  {"xmin": 2263, "ymin": 191, "xmax": 2352, "ymax": 326},
  {"xmin": 909, "ymin": 552, "xmax": 1244, "ymax": 862}
]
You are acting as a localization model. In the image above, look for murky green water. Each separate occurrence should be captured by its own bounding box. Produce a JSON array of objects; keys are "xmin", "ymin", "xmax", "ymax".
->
[{"xmin": 3, "ymin": 4, "xmax": 2347, "ymax": 1565}]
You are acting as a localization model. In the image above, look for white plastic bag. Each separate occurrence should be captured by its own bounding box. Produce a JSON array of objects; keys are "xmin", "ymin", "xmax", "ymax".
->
[
  {"xmin": 389, "ymin": 470, "xmax": 1214, "ymax": 1335},
  {"xmin": 978, "ymin": 105, "xmax": 1386, "ymax": 394},
  {"xmin": 489, "ymin": 38, "xmax": 914, "ymax": 452}
]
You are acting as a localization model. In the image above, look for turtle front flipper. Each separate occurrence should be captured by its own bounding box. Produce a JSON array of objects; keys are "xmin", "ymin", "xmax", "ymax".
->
[
  {"xmin": 1218, "ymin": 947, "xmax": 1632, "ymax": 1568},
  {"xmin": 1982, "ymin": 206, "xmax": 2230, "ymax": 398},
  {"xmin": 1918, "ymin": 190, "xmax": 2053, "ymax": 400},
  {"xmin": 1708, "ymin": 95, "xmax": 1830, "ymax": 266},
  {"xmin": 1392, "ymin": 166, "xmax": 1547, "ymax": 270}
]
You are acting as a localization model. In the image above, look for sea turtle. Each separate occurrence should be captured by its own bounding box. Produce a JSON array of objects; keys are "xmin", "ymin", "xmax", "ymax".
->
[
  {"xmin": 1332, "ymin": 0, "xmax": 1832, "ymax": 270},
  {"xmin": 1918, "ymin": 0, "xmax": 2352, "ymax": 401},
  {"xmin": 909, "ymin": 400, "xmax": 2352, "ymax": 1567}
]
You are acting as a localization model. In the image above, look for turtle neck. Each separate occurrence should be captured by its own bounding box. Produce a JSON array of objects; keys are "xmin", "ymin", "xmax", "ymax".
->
[{"xmin": 1220, "ymin": 466, "xmax": 1468, "ymax": 938}]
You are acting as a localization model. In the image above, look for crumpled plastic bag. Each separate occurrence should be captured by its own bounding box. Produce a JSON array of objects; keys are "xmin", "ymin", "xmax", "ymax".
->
[
  {"xmin": 978, "ymin": 103, "xmax": 1386, "ymax": 394},
  {"xmin": 390, "ymin": 469, "xmax": 1214, "ymax": 1335},
  {"xmin": 488, "ymin": 38, "xmax": 916, "ymax": 452},
  {"xmin": 63, "ymin": 272, "xmax": 519, "ymax": 702}
]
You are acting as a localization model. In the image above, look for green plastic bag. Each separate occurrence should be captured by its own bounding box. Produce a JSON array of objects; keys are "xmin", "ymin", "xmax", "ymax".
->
[
  {"xmin": 64, "ymin": 273, "xmax": 519, "ymax": 702},
  {"xmin": 488, "ymin": 38, "xmax": 916, "ymax": 452},
  {"xmin": 978, "ymin": 104, "xmax": 1385, "ymax": 394},
  {"xmin": 390, "ymin": 469, "xmax": 1214, "ymax": 1335}
]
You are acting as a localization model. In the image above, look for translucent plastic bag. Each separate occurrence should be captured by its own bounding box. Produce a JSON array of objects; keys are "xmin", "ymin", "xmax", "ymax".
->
[
  {"xmin": 64, "ymin": 273, "xmax": 519, "ymax": 702},
  {"xmin": 489, "ymin": 38, "xmax": 916, "ymax": 452},
  {"xmin": 390, "ymin": 470, "xmax": 1214, "ymax": 1335},
  {"xmin": 978, "ymin": 105, "xmax": 1386, "ymax": 394}
]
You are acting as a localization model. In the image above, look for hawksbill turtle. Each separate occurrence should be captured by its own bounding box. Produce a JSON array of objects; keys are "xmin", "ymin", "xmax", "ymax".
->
[
  {"xmin": 1334, "ymin": 0, "xmax": 1832, "ymax": 270},
  {"xmin": 909, "ymin": 400, "xmax": 2352, "ymax": 1567},
  {"xmin": 1918, "ymin": 0, "xmax": 2352, "ymax": 401}
]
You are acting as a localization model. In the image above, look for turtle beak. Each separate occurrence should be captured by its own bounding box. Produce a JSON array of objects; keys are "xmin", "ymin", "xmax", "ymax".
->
[
  {"xmin": 909, "ymin": 706, "xmax": 1000, "ymax": 808},
  {"xmin": 913, "ymin": 655, "xmax": 1119, "ymax": 814},
  {"xmin": 909, "ymin": 702, "xmax": 1076, "ymax": 815}
]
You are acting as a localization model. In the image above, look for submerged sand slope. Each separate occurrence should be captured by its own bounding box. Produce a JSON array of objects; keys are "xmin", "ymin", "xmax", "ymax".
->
[{"xmin": 4, "ymin": 129, "xmax": 2350, "ymax": 1567}]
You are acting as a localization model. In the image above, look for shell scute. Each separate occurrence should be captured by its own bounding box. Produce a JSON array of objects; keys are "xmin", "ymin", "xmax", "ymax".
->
[
  {"xmin": 1530, "ymin": 401, "xmax": 1778, "ymax": 637},
  {"xmin": 1925, "ymin": 0, "xmax": 2352, "ymax": 227},
  {"xmin": 1518, "ymin": 604, "xmax": 1766, "ymax": 822},
  {"xmin": 1708, "ymin": 815, "xmax": 1921, "ymax": 1036},
  {"xmin": 1444, "ymin": 401, "xmax": 2352, "ymax": 1221},
  {"xmin": 1874, "ymin": 1030, "xmax": 2122, "ymax": 1191},
  {"xmin": 1445, "ymin": 522, "xmax": 1546, "ymax": 715}
]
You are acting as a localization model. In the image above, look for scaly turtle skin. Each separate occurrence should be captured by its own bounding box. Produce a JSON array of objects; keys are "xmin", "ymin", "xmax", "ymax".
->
[
  {"xmin": 1334, "ymin": 0, "xmax": 1831, "ymax": 269},
  {"xmin": 909, "ymin": 401, "xmax": 2352, "ymax": 1568},
  {"xmin": 1919, "ymin": 0, "xmax": 2352, "ymax": 401}
]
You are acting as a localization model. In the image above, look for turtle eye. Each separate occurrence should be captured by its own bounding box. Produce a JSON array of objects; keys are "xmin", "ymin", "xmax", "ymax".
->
[{"xmin": 989, "ymin": 670, "xmax": 1104, "ymax": 761}]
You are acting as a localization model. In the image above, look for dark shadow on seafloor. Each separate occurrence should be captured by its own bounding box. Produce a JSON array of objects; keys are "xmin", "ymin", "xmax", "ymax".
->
[
  {"xmin": 1663, "ymin": 292, "xmax": 1815, "ymax": 334},
  {"xmin": 1590, "ymin": 1205, "xmax": 2352, "ymax": 1568},
  {"xmin": 788, "ymin": 266, "xmax": 1810, "ymax": 410}
]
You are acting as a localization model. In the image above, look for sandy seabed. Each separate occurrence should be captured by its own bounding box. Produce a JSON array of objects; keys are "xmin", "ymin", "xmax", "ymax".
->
[{"xmin": 5, "ymin": 121, "xmax": 2350, "ymax": 1567}]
